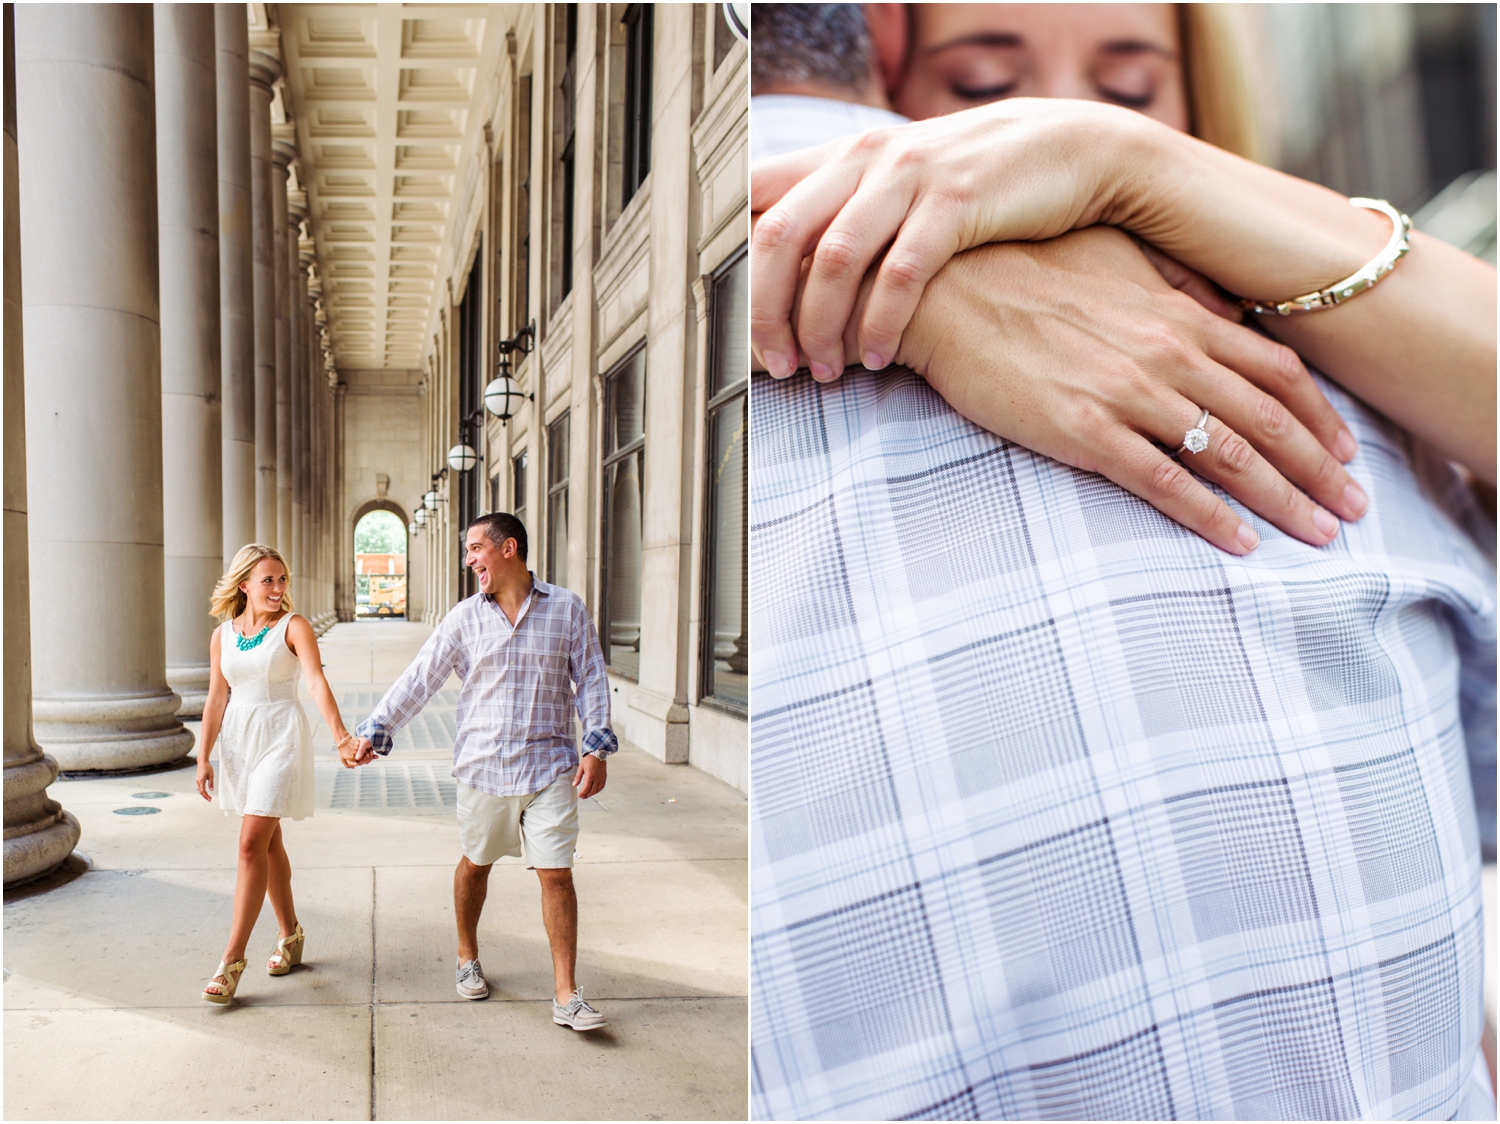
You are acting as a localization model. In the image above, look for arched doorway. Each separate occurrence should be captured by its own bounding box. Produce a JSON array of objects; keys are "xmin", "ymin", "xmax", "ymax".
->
[{"xmin": 353, "ymin": 508, "xmax": 407, "ymax": 620}]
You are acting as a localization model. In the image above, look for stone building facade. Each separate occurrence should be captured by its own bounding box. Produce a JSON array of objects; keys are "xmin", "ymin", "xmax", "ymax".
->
[{"xmin": 403, "ymin": 5, "xmax": 749, "ymax": 791}]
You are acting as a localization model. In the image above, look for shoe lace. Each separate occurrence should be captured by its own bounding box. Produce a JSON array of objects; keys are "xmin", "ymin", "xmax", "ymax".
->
[
  {"xmin": 458, "ymin": 960, "xmax": 482, "ymax": 983},
  {"xmin": 570, "ymin": 988, "xmax": 596, "ymax": 1013}
]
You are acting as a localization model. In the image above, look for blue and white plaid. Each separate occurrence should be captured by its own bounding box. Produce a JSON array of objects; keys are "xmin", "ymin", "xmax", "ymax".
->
[
  {"xmin": 749, "ymin": 369, "xmax": 1497, "ymax": 1120},
  {"xmin": 358, "ymin": 578, "xmax": 618, "ymax": 798}
]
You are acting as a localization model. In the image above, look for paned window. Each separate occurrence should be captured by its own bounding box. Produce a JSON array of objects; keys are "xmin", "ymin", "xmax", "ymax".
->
[
  {"xmin": 559, "ymin": 6, "xmax": 577, "ymax": 299},
  {"xmin": 703, "ymin": 249, "xmax": 748, "ymax": 709},
  {"xmin": 621, "ymin": 4, "xmax": 653, "ymax": 207},
  {"xmin": 601, "ymin": 345, "xmax": 646, "ymax": 679},
  {"xmin": 512, "ymin": 449, "xmax": 529, "ymax": 530},
  {"xmin": 546, "ymin": 414, "xmax": 569, "ymax": 588}
]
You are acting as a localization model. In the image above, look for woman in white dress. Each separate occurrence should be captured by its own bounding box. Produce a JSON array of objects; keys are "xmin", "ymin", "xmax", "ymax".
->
[{"xmin": 195, "ymin": 544, "xmax": 358, "ymax": 1003}]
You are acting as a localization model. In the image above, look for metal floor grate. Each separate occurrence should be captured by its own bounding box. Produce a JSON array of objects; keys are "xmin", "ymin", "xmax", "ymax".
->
[
  {"xmin": 336, "ymin": 691, "xmax": 458, "ymax": 753},
  {"xmin": 316, "ymin": 763, "xmax": 456, "ymax": 812}
]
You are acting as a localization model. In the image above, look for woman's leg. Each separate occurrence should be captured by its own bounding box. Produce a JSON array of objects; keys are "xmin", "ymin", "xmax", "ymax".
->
[
  {"xmin": 264, "ymin": 822, "xmax": 298, "ymax": 939},
  {"xmin": 221, "ymin": 814, "xmax": 279, "ymax": 963}
]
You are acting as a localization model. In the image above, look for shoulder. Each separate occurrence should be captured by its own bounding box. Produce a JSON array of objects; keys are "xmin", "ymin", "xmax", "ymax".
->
[
  {"xmin": 283, "ymin": 613, "xmax": 315, "ymax": 645},
  {"xmin": 534, "ymin": 579, "xmax": 584, "ymax": 612}
]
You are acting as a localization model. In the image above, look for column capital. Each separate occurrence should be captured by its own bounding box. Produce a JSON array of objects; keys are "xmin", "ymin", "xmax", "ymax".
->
[{"xmin": 248, "ymin": 50, "xmax": 282, "ymax": 92}]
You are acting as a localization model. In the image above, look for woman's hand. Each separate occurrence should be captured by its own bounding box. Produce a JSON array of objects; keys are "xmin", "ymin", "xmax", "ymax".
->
[
  {"xmin": 883, "ymin": 228, "xmax": 1368, "ymax": 553},
  {"xmin": 751, "ymin": 97, "xmax": 1145, "ymax": 379},
  {"xmin": 195, "ymin": 758, "xmax": 214, "ymax": 801}
]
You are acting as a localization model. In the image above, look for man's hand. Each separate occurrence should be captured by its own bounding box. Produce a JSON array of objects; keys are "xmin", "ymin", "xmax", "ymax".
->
[
  {"xmin": 573, "ymin": 754, "xmax": 607, "ymax": 800},
  {"xmin": 340, "ymin": 736, "xmax": 375, "ymax": 768}
]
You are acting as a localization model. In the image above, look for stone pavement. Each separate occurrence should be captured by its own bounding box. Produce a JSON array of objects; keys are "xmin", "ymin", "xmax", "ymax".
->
[{"xmin": 4, "ymin": 621, "xmax": 748, "ymax": 1121}]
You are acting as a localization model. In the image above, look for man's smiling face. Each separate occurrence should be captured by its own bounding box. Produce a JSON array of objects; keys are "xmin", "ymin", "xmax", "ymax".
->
[{"xmin": 465, "ymin": 528, "xmax": 513, "ymax": 595}]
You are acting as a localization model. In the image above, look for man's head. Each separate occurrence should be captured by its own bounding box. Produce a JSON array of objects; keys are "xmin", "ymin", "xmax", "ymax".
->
[
  {"xmin": 465, "ymin": 513, "xmax": 528, "ymax": 596},
  {"xmin": 750, "ymin": 4, "xmax": 890, "ymax": 109}
]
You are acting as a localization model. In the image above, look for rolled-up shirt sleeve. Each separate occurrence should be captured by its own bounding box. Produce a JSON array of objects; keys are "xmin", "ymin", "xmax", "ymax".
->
[
  {"xmin": 356, "ymin": 618, "xmax": 463, "ymax": 755},
  {"xmin": 571, "ymin": 602, "xmax": 618, "ymax": 758}
]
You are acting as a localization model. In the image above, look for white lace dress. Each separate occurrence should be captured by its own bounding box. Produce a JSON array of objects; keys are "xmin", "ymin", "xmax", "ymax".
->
[{"xmin": 215, "ymin": 615, "xmax": 314, "ymax": 821}]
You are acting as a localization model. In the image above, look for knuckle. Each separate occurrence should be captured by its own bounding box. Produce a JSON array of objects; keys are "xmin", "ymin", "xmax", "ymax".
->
[
  {"xmin": 1309, "ymin": 451, "xmax": 1342, "ymax": 491},
  {"xmin": 1268, "ymin": 343, "xmax": 1307, "ymax": 390},
  {"xmin": 813, "ymin": 232, "xmax": 863, "ymax": 274},
  {"xmin": 880, "ymin": 252, "xmax": 929, "ymax": 292},
  {"xmin": 1216, "ymin": 431, "xmax": 1257, "ymax": 476},
  {"xmin": 1147, "ymin": 457, "xmax": 1194, "ymax": 501},
  {"xmin": 1254, "ymin": 395, "xmax": 1292, "ymax": 441},
  {"xmin": 751, "ymin": 207, "xmax": 797, "ymax": 252}
]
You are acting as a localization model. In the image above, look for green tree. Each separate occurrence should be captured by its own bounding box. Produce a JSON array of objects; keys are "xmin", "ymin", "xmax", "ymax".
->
[{"xmin": 355, "ymin": 510, "xmax": 406, "ymax": 555}]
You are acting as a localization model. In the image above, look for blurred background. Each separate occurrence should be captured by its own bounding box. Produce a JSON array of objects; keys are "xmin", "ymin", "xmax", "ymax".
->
[{"xmin": 1244, "ymin": 2, "xmax": 1495, "ymax": 261}]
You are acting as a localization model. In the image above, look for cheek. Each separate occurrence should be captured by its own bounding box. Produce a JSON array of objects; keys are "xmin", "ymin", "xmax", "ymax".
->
[{"xmin": 1148, "ymin": 78, "xmax": 1190, "ymax": 133}]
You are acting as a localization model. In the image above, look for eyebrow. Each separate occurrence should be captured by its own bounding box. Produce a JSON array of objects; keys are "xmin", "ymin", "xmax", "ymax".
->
[{"xmin": 924, "ymin": 32, "xmax": 1176, "ymax": 60}]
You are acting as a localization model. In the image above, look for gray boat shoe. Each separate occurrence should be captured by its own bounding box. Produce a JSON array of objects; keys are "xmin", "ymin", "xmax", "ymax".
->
[
  {"xmin": 552, "ymin": 987, "xmax": 606, "ymax": 1030},
  {"xmin": 456, "ymin": 957, "xmax": 489, "ymax": 1000}
]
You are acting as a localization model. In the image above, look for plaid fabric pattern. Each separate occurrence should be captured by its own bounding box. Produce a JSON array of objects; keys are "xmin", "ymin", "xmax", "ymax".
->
[
  {"xmin": 357, "ymin": 578, "xmax": 617, "ymax": 798},
  {"xmin": 749, "ymin": 369, "xmax": 1497, "ymax": 1120}
]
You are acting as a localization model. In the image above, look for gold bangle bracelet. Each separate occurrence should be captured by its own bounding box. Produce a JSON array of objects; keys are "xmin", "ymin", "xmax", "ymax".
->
[{"xmin": 1238, "ymin": 197, "xmax": 1413, "ymax": 316}]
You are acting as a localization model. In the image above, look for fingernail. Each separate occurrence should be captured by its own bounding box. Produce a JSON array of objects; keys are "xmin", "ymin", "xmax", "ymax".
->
[
  {"xmin": 809, "ymin": 361, "xmax": 835, "ymax": 382},
  {"xmin": 764, "ymin": 351, "xmax": 792, "ymax": 380},
  {"xmin": 1237, "ymin": 524, "xmax": 1260, "ymax": 552},
  {"xmin": 1334, "ymin": 428, "xmax": 1358, "ymax": 462},
  {"xmin": 1312, "ymin": 506, "xmax": 1339, "ymax": 538},
  {"xmin": 1343, "ymin": 481, "xmax": 1368, "ymax": 518},
  {"xmin": 862, "ymin": 351, "xmax": 887, "ymax": 371}
]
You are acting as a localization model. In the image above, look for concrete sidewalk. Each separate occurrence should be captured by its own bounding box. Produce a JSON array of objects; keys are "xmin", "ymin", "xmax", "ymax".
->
[{"xmin": 4, "ymin": 621, "xmax": 748, "ymax": 1121}]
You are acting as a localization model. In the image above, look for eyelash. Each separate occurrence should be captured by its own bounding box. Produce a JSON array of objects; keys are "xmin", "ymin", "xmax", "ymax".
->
[
  {"xmin": 1101, "ymin": 87, "xmax": 1154, "ymax": 109},
  {"xmin": 953, "ymin": 81, "xmax": 1018, "ymax": 101}
]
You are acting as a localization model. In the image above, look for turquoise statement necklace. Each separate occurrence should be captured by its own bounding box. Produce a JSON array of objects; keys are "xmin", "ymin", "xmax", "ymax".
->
[{"xmin": 235, "ymin": 620, "xmax": 271, "ymax": 651}]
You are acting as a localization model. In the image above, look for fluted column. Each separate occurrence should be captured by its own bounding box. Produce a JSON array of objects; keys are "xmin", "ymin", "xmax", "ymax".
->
[
  {"xmin": 216, "ymin": 3, "xmax": 253, "ymax": 562},
  {"xmin": 156, "ymin": 4, "xmax": 223, "ymax": 719},
  {"xmin": 288, "ymin": 194, "xmax": 307, "ymax": 591},
  {"xmin": 271, "ymin": 136, "xmax": 293, "ymax": 555},
  {"xmin": 16, "ymin": 4, "xmax": 194, "ymax": 772},
  {"xmin": 248, "ymin": 50, "xmax": 279, "ymax": 545},
  {"xmin": 4, "ymin": 3, "xmax": 81, "ymax": 885}
]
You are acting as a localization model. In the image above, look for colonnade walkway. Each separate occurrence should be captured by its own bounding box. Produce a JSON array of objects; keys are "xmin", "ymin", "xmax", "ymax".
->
[{"xmin": 4, "ymin": 621, "xmax": 748, "ymax": 1120}]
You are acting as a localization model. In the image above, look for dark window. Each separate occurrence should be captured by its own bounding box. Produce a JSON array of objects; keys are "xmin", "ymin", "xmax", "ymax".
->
[
  {"xmin": 559, "ymin": 7, "xmax": 577, "ymax": 298},
  {"xmin": 702, "ymin": 248, "xmax": 747, "ymax": 710},
  {"xmin": 489, "ymin": 473, "xmax": 501, "ymax": 515},
  {"xmin": 512, "ymin": 449, "xmax": 528, "ymax": 529},
  {"xmin": 601, "ymin": 345, "xmax": 646, "ymax": 679},
  {"xmin": 516, "ymin": 76, "xmax": 532, "ymax": 332},
  {"xmin": 622, "ymin": 4, "xmax": 653, "ymax": 207},
  {"xmin": 714, "ymin": 2, "xmax": 737, "ymax": 70},
  {"xmin": 546, "ymin": 414, "xmax": 569, "ymax": 587},
  {"xmin": 457, "ymin": 248, "xmax": 483, "ymax": 599}
]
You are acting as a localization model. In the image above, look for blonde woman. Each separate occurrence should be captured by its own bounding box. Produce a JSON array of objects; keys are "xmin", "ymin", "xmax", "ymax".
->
[{"xmin": 196, "ymin": 544, "xmax": 359, "ymax": 1004}]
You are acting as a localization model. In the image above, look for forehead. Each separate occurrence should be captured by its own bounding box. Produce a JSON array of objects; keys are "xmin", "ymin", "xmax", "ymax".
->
[
  {"xmin": 914, "ymin": 3, "xmax": 1178, "ymax": 54},
  {"xmin": 249, "ymin": 558, "xmax": 285, "ymax": 580}
]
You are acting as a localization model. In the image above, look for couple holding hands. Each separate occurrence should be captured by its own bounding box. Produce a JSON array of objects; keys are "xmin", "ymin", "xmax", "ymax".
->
[{"xmin": 193, "ymin": 512, "xmax": 614, "ymax": 1033}]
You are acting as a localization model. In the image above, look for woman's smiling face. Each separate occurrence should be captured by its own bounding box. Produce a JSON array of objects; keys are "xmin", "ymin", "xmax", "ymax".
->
[{"xmin": 892, "ymin": 4, "xmax": 1189, "ymax": 129}]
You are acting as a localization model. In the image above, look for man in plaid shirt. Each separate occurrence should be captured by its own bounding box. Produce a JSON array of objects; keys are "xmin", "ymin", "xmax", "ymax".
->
[{"xmin": 351, "ymin": 513, "xmax": 617, "ymax": 1030}]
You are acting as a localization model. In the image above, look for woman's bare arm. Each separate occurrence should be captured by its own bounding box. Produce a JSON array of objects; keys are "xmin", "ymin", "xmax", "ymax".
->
[
  {"xmin": 285, "ymin": 615, "xmax": 357, "ymax": 765},
  {"xmin": 751, "ymin": 100, "xmax": 1497, "ymax": 482}
]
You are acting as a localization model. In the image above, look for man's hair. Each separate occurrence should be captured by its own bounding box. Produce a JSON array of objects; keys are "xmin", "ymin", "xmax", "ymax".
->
[
  {"xmin": 750, "ymin": 4, "xmax": 873, "ymax": 96},
  {"xmin": 468, "ymin": 512, "xmax": 528, "ymax": 561}
]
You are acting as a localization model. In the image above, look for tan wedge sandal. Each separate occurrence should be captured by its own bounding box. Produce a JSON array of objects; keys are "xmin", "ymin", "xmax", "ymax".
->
[
  {"xmin": 267, "ymin": 923, "xmax": 305, "ymax": 976},
  {"xmin": 202, "ymin": 957, "xmax": 248, "ymax": 1004}
]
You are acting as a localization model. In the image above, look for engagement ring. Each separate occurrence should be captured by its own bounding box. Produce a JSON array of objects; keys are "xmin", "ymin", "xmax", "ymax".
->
[{"xmin": 1178, "ymin": 409, "xmax": 1211, "ymax": 455}]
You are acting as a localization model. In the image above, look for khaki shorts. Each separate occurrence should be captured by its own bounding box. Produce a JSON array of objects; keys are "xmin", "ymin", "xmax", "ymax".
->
[{"xmin": 456, "ymin": 772, "xmax": 579, "ymax": 868}]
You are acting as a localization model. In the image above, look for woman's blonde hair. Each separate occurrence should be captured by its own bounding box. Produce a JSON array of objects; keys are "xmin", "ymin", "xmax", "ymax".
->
[
  {"xmin": 210, "ymin": 544, "xmax": 293, "ymax": 621},
  {"xmin": 1180, "ymin": 4, "xmax": 1267, "ymax": 164}
]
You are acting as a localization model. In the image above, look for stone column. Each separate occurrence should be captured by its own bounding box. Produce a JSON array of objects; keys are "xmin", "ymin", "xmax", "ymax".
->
[
  {"xmin": 16, "ymin": 4, "xmax": 194, "ymax": 772},
  {"xmin": 4, "ymin": 3, "xmax": 81, "ymax": 885},
  {"xmin": 248, "ymin": 50, "xmax": 279, "ymax": 545},
  {"xmin": 156, "ymin": 4, "xmax": 223, "ymax": 719},
  {"xmin": 272, "ymin": 136, "xmax": 293, "ymax": 555},
  {"xmin": 215, "ymin": 3, "xmax": 253, "ymax": 562},
  {"xmin": 288, "ymin": 194, "xmax": 306, "ymax": 591}
]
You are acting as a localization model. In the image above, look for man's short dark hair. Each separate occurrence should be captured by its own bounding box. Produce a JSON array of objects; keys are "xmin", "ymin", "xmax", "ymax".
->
[
  {"xmin": 468, "ymin": 512, "xmax": 528, "ymax": 561},
  {"xmin": 750, "ymin": 4, "xmax": 872, "ymax": 96}
]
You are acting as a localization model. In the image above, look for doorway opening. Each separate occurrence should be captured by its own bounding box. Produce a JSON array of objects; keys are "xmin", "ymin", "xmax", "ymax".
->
[{"xmin": 354, "ymin": 509, "xmax": 407, "ymax": 619}]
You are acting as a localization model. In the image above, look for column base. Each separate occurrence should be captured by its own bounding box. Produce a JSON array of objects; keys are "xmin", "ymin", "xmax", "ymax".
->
[
  {"xmin": 167, "ymin": 665, "xmax": 210, "ymax": 719},
  {"xmin": 624, "ymin": 683, "xmax": 691, "ymax": 764},
  {"xmin": 33, "ymin": 692, "xmax": 196, "ymax": 772},
  {"xmin": 4, "ymin": 752, "xmax": 83, "ymax": 886}
]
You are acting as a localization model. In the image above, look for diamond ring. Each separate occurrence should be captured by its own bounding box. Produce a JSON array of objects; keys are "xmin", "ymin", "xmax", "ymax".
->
[{"xmin": 1178, "ymin": 408, "xmax": 1211, "ymax": 455}]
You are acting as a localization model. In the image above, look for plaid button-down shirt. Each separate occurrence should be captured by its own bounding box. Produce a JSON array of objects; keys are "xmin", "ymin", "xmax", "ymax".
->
[
  {"xmin": 750, "ymin": 369, "xmax": 1497, "ymax": 1121},
  {"xmin": 357, "ymin": 577, "xmax": 618, "ymax": 797}
]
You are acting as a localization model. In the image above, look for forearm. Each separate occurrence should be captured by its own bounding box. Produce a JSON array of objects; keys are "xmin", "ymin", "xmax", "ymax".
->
[
  {"xmin": 1121, "ymin": 123, "xmax": 1497, "ymax": 480},
  {"xmin": 307, "ymin": 676, "xmax": 350, "ymax": 743},
  {"xmin": 197, "ymin": 691, "xmax": 229, "ymax": 761}
]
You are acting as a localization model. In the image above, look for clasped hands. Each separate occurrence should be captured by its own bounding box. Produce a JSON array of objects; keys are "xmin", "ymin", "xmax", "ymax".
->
[
  {"xmin": 338, "ymin": 735, "xmax": 377, "ymax": 768},
  {"xmin": 751, "ymin": 99, "xmax": 1372, "ymax": 555}
]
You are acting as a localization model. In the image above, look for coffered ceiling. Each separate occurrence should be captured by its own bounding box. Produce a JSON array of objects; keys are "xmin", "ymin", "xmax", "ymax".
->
[{"xmin": 267, "ymin": 4, "xmax": 504, "ymax": 370}]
